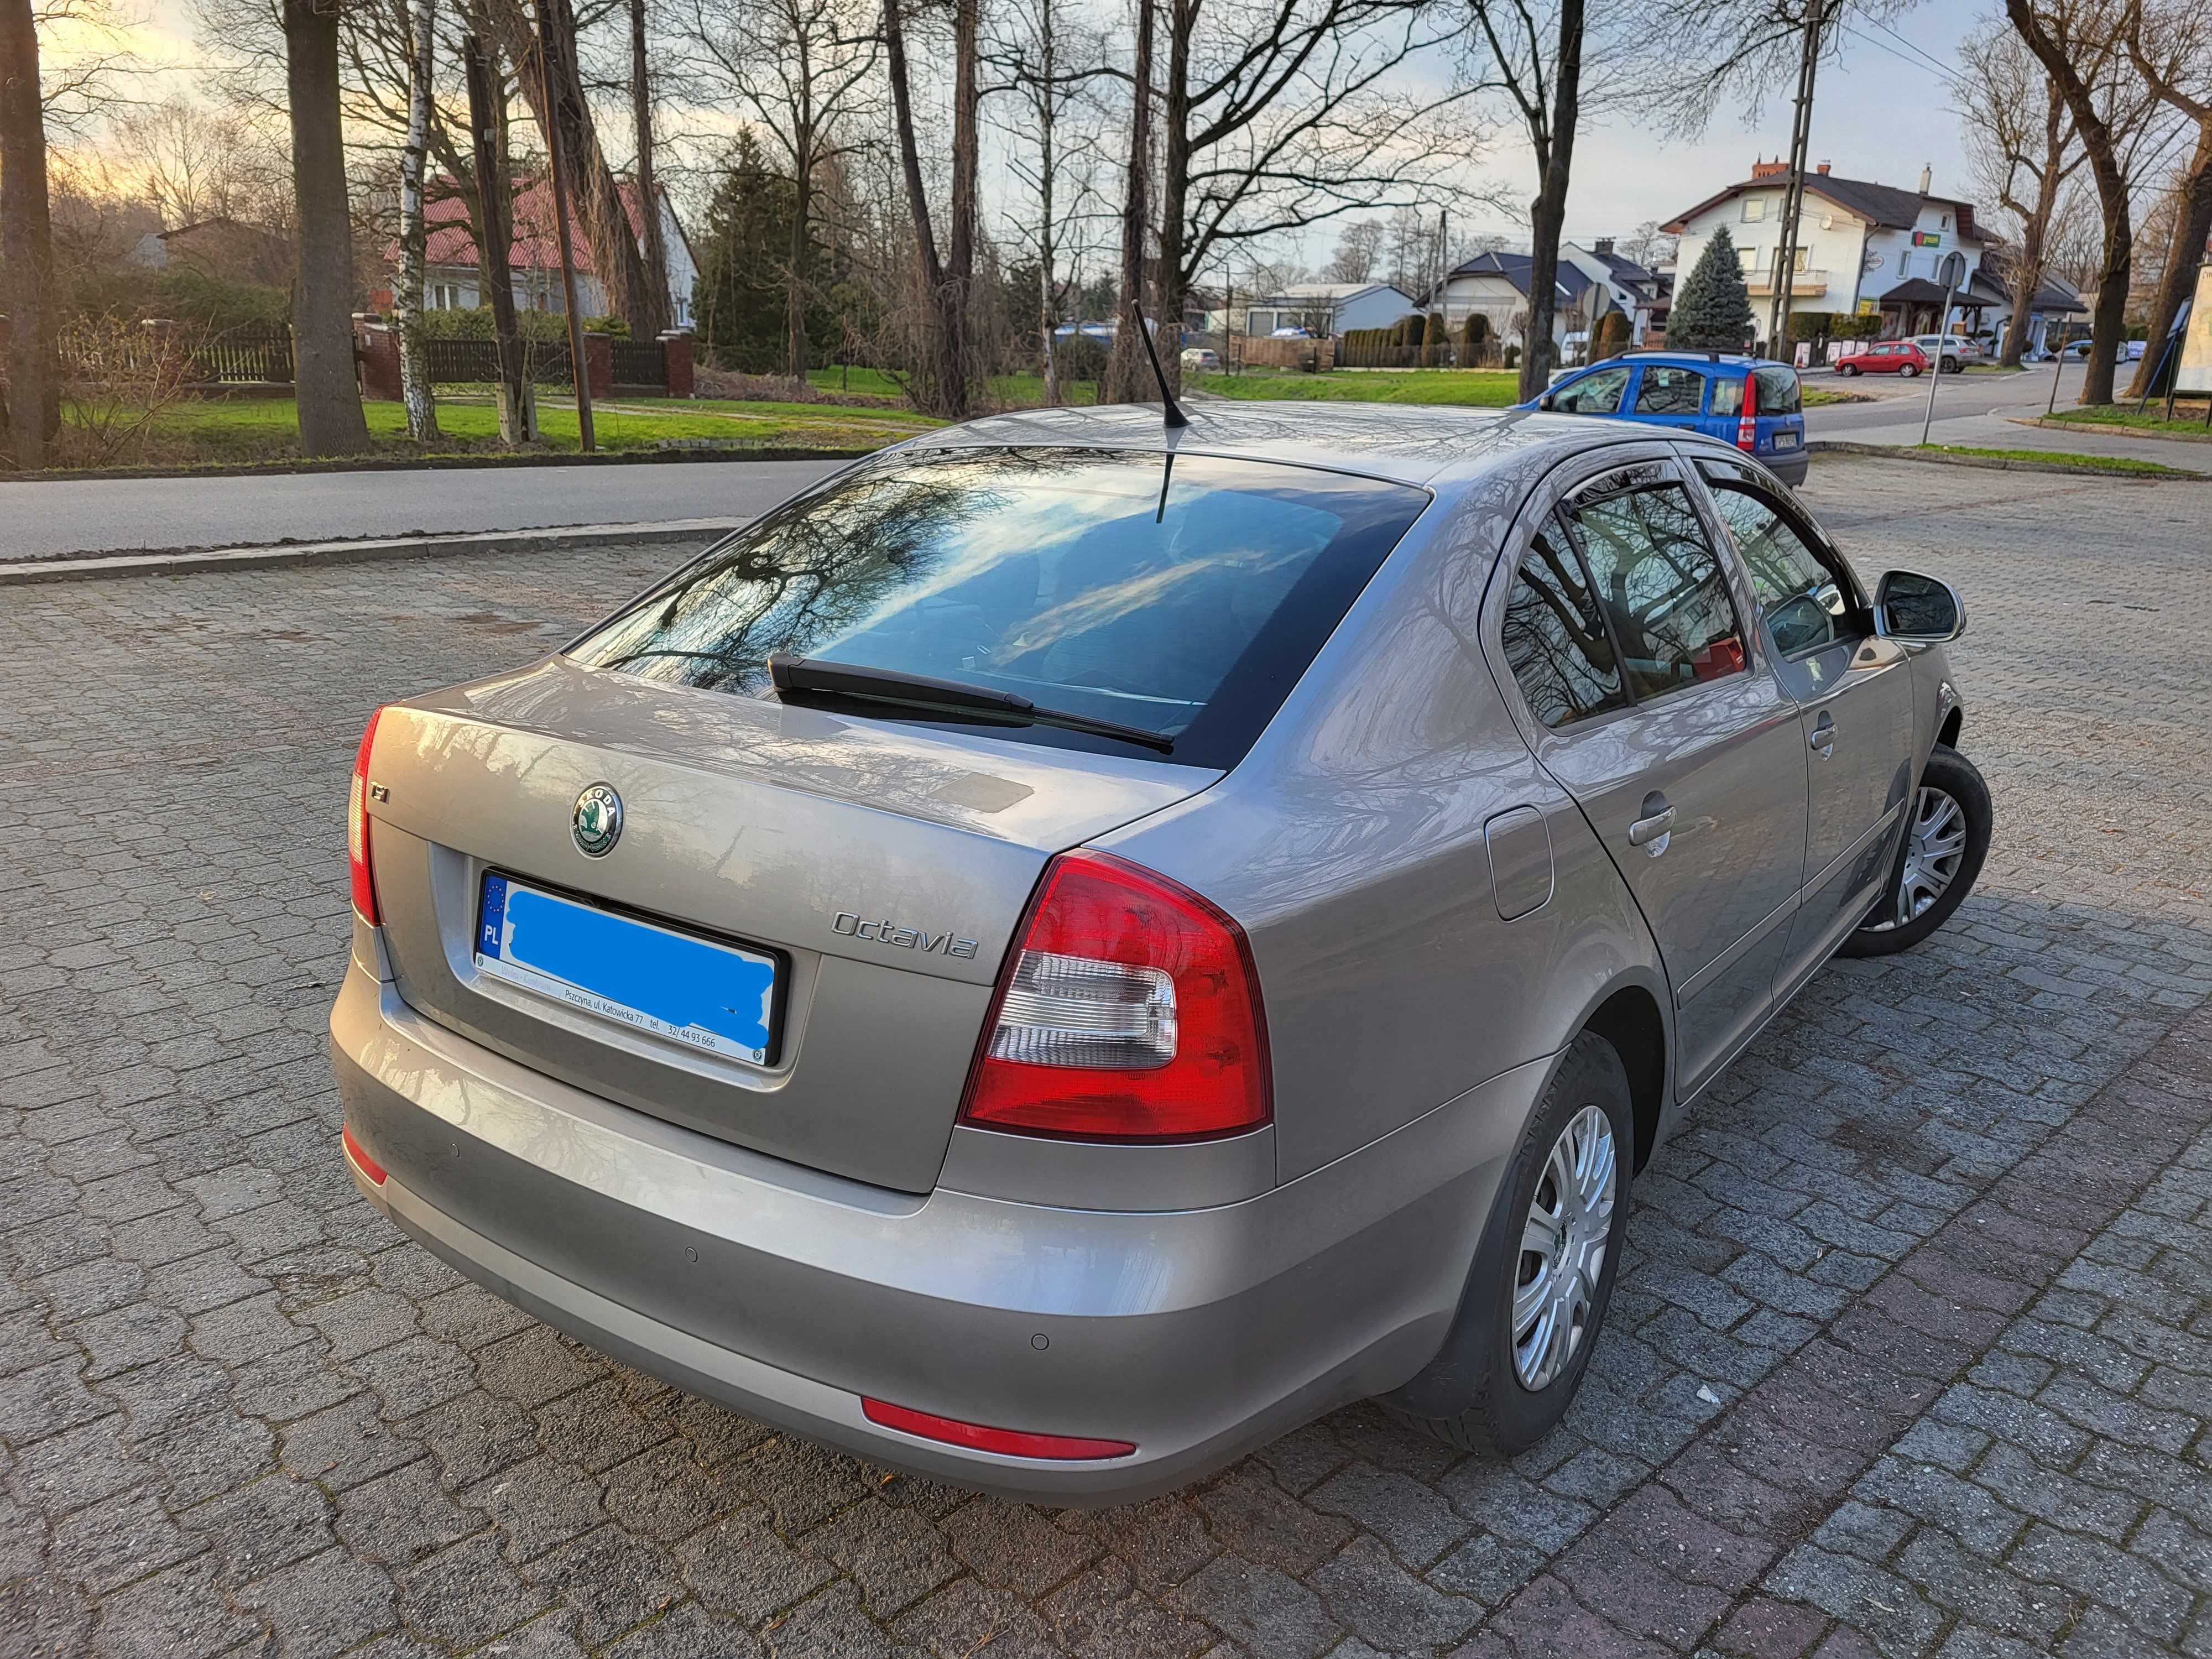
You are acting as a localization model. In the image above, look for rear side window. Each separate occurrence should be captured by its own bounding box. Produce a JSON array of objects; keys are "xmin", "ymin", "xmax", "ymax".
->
[
  {"xmin": 1752, "ymin": 366, "xmax": 1802, "ymax": 413},
  {"xmin": 1500, "ymin": 521, "xmax": 1629, "ymax": 728},
  {"xmin": 1711, "ymin": 375, "xmax": 1745, "ymax": 415},
  {"xmin": 1634, "ymin": 367, "xmax": 1707, "ymax": 416},
  {"xmin": 1561, "ymin": 473, "xmax": 1745, "ymax": 700},
  {"xmin": 1553, "ymin": 367, "xmax": 1630, "ymax": 414},
  {"xmin": 567, "ymin": 447, "xmax": 1430, "ymax": 769}
]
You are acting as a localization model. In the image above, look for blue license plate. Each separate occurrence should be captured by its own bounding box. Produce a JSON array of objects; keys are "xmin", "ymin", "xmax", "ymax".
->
[{"xmin": 476, "ymin": 873, "xmax": 780, "ymax": 1065}]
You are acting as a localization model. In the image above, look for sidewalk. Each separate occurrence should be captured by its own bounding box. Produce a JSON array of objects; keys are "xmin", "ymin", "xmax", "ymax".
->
[{"xmin": 0, "ymin": 457, "xmax": 848, "ymax": 560}]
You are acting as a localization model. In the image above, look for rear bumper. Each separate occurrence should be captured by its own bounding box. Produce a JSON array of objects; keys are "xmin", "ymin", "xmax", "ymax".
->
[{"xmin": 330, "ymin": 961, "xmax": 1536, "ymax": 1501}]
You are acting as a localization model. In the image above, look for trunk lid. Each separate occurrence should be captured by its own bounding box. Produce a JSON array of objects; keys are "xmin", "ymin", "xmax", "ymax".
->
[{"xmin": 363, "ymin": 657, "xmax": 1220, "ymax": 1192}]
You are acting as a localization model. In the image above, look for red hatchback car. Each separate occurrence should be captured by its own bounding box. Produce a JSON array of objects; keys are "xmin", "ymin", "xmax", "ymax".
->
[{"xmin": 1835, "ymin": 341, "xmax": 1929, "ymax": 378}]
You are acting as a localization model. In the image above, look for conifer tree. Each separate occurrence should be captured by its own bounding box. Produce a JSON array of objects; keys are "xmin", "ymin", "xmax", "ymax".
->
[{"xmin": 1668, "ymin": 226, "xmax": 1756, "ymax": 351}]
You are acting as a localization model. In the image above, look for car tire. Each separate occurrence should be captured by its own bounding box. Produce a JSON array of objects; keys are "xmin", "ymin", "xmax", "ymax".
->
[
  {"xmin": 1839, "ymin": 363, "xmax": 1858, "ymax": 377},
  {"xmin": 1379, "ymin": 1032, "xmax": 1634, "ymax": 1455},
  {"xmin": 1839, "ymin": 744, "xmax": 1992, "ymax": 958},
  {"xmin": 1901, "ymin": 363, "xmax": 1920, "ymax": 378}
]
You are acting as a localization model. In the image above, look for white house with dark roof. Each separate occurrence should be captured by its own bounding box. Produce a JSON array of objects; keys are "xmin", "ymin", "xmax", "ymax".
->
[
  {"xmin": 1241, "ymin": 282, "xmax": 1418, "ymax": 337},
  {"xmin": 1662, "ymin": 160, "xmax": 1997, "ymax": 342}
]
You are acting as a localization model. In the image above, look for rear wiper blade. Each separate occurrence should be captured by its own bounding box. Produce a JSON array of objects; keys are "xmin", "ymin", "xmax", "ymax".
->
[{"xmin": 766, "ymin": 653, "xmax": 1175, "ymax": 754}]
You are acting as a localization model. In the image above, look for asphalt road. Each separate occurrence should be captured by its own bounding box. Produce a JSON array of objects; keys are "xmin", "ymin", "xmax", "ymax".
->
[
  {"xmin": 0, "ymin": 459, "xmax": 849, "ymax": 560},
  {"xmin": 1802, "ymin": 360, "xmax": 2199, "ymax": 466}
]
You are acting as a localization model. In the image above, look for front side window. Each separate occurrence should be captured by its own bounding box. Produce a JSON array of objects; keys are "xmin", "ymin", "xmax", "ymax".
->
[
  {"xmin": 567, "ymin": 447, "xmax": 1430, "ymax": 768},
  {"xmin": 1500, "ymin": 521, "xmax": 1628, "ymax": 728},
  {"xmin": 1635, "ymin": 367, "xmax": 1707, "ymax": 416},
  {"xmin": 1553, "ymin": 366, "xmax": 1630, "ymax": 414},
  {"xmin": 1562, "ymin": 471, "xmax": 1746, "ymax": 700},
  {"xmin": 1706, "ymin": 484, "xmax": 1858, "ymax": 655}
]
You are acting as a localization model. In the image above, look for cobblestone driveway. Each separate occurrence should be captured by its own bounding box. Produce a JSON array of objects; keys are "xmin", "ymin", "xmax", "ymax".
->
[{"xmin": 2, "ymin": 458, "xmax": 2208, "ymax": 1659}]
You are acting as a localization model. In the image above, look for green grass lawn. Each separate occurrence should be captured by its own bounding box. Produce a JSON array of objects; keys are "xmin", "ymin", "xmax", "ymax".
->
[
  {"xmin": 1188, "ymin": 369, "xmax": 1524, "ymax": 406},
  {"xmin": 806, "ymin": 367, "xmax": 1107, "ymax": 407},
  {"xmin": 2045, "ymin": 403, "xmax": 2212, "ymax": 437},
  {"xmin": 1909, "ymin": 443, "xmax": 2199, "ymax": 477},
  {"xmin": 85, "ymin": 393, "xmax": 938, "ymax": 471}
]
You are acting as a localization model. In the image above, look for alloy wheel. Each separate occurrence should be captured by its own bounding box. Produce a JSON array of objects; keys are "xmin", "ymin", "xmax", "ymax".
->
[
  {"xmin": 1865, "ymin": 785, "xmax": 1968, "ymax": 932},
  {"xmin": 1512, "ymin": 1104, "xmax": 1618, "ymax": 1391}
]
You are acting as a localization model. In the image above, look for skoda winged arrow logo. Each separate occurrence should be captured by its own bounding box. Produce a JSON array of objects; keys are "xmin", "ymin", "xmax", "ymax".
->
[{"xmin": 572, "ymin": 784, "xmax": 623, "ymax": 857}]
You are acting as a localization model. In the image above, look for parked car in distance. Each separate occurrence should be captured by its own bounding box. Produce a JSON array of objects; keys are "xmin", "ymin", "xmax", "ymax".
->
[
  {"xmin": 1181, "ymin": 347, "xmax": 1223, "ymax": 373},
  {"xmin": 1521, "ymin": 351, "xmax": 1809, "ymax": 484},
  {"xmin": 1835, "ymin": 340, "xmax": 1931, "ymax": 378},
  {"xmin": 335, "ymin": 403, "xmax": 1988, "ymax": 1501},
  {"xmin": 1909, "ymin": 335, "xmax": 1967, "ymax": 373}
]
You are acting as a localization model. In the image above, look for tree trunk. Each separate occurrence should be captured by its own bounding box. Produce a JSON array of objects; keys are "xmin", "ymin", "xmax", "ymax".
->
[
  {"xmin": 466, "ymin": 30, "xmax": 535, "ymax": 442},
  {"xmin": 2000, "ymin": 80, "xmax": 2069, "ymax": 369},
  {"xmin": 945, "ymin": 0, "xmax": 979, "ymax": 408},
  {"xmin": 397, "ymin": 0, "xmax": 442, "ymax": 440},
  {"xmin": 2125, "ymin": 118, "xmax": 2211, "ymax": 400},
  {"xmin": 1152, "ymin": 0, "xmax": 1194, "ymax": 398},
  {"xmin": 2006, "ymin": 0, "xmax": 2127, "ymax": 405},
  {"xmin": 1037, "ymin": 7, "xmax": 1060, "ymax": 406},
  {"xmin": 488, "ymin": 0, "xmax": 664, "ymax": 336},
  {"xmin": 787, "ymin": 159, "xmax": 811, "ymax": 379},
  {"xmin": 1104, "ymin": 0, "xmax": 1154, "ymax": 403},
  {"xmin": 629, "ymin": 0, "xmax": 673, "ymax": 339},
  {"xmin": 1519, "ymin": 0, "xmax": 1583, "ymax": 403},
  {"xmin": 284, "ymin": 0, "xmax": 373, "ymax": 456},
  {"xmin": 883, "ymin": 0, "xmax": 971, "ymax": 416},
  {"xmin": 1, "ymin": 0, "xmax": 58, "ymax": 468}
]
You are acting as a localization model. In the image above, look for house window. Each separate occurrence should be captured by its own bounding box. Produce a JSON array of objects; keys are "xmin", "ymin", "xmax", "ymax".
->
[
  {"xmin": 429, "ymin": 283, "xmax": 459, "ymax": 310},
  {"xmin": 1741, "ymin": 197, "xmax": 1767, "ymax": 223},
  {"xmin": 1898, "ymin": 252, "xmax": 1910, "ymax": 279},
  {"xmin": 1738, "ymin": 246, "xmax": 1759, "ymax": 272}
]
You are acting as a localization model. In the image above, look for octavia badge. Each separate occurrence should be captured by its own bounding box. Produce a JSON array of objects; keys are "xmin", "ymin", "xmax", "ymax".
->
[{"xmin": 572, "ymin": 784, "xmax": 623, "ymax": 857}]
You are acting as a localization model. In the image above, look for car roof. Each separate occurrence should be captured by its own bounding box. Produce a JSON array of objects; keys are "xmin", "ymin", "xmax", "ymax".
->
[
  {"xmin": 1579, "ymin": 352, "xmax": 1771, "ymax": 371},
  {"xmin": 898, "ymin": 399, "xmax": 1736, "ymax": 491}
]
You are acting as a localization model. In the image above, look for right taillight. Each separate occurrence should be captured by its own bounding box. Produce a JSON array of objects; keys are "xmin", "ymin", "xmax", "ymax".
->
[
  {"xmin": 348, "ymin": 707, "xmax": 385, "ymax": 924},
  {"xmin": 958, "ymin": 850, "xmax": 1270, "ymax": 1141}
]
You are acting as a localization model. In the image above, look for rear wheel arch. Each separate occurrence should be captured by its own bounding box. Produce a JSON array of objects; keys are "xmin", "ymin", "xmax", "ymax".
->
[{"xmin": 1580, "ymin": 984, "xmax": 1667, "ymax": 1172}]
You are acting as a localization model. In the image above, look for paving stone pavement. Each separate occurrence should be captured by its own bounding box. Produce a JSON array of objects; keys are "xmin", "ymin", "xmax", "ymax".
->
[{"xmin": 1, "ymin": 456, "xmax": 2208, "ymax": 1659}]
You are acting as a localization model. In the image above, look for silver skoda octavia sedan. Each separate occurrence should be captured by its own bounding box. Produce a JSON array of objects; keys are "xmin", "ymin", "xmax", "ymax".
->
[{"xmin": 331, "ymin": 403, "xmax": 1990, "ymax": 1500}]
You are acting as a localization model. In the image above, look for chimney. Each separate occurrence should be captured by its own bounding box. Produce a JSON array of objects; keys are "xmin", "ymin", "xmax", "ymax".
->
[
  {"xmin": 1594, "ymin": 238, "xmax": 1614, "ymax": 256},
  {"xmin": 1816, "ymin": 161, "xmax": 1831, "ymax": 175},
  {"xmin": 1751, "ymin": 157, "xmax": 1790, "ymax": 180},
  {"xmin": 1919, "ymin": 164, "xmax": 1932, "ymax": 194}
]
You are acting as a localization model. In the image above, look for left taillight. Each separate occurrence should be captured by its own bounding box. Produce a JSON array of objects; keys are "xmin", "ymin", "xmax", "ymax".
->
[
  {"xmin": 348, "ymin": 707, "xmax": 386, "ymax": 924},
  {"xmin": 958, "ymin": 849, "xmax": 1271, "ymax": 1142}
]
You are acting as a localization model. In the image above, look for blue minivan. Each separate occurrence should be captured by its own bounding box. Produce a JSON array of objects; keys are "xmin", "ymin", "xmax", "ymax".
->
[{"xmin": 1522, "ymin": 351, "xmax": 1809, "ymax": 484}]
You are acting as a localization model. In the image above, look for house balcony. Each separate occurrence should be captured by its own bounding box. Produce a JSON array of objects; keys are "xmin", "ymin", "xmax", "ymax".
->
[{"xmin": 1746, "ymin": 269, "xmax": 1830, "ymax": 298}]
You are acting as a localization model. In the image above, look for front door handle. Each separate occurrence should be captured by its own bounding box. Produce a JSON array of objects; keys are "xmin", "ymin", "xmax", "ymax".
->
[
  {"xmin": 1628, "ymin": 792, "xmax": 1676, "ymax": 855},
  {"xmin": 1809, "ymin": 713, "xmax": 1836, "ymax": 757}
]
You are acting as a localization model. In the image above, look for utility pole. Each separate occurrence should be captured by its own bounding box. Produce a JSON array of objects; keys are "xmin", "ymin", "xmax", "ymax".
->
[
  {"xmin": 533, "ymin": 0, "xmax": 596, "ymax": 453},
  {"xmin": 1767, "ymin": 0, "xmax": 1825, "ymax": 360}
]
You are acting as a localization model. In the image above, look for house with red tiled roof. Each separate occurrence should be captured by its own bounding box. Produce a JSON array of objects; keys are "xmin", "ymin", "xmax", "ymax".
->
[{"xmin": 397, "ymin": 177, "xmax": 696, "ymax": 327}]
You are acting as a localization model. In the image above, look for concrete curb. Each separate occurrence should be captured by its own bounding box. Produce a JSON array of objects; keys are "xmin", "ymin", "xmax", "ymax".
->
[
  {"xmin": 2020, "ymin": 414, "xmax": 2212, "ymax": 447},
  {"xmin": 1806, "ymin": 439, "xmax": 2205, "ymax": 481},
  {"xmin": 0, "ymin": 519, "xmax": 740, "ymax": 587}
]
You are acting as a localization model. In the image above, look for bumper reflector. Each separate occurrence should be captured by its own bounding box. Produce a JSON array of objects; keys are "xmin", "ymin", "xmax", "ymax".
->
[
  {"xmin": 342, "ymin": 1126, "xmax": 387, "ymax": 1186},
  {"xmin": 862, "ymin": 1397, "xmax": 1134, "ymax": 1460}
]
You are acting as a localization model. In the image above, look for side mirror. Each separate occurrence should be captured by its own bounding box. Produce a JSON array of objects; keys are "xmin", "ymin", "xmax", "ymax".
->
[
  {"xmin": 1874, "ymin": 570, "xmax": 1965, "ymax": 643},
  {"xmin": 1537, "ymin": 392, "xmax": 1556, "ymax": 411}
]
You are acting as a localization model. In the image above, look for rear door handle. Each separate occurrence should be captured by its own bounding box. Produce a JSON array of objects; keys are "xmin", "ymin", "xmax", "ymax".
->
[
  {"xmin": 1809, "ymin": 713, "xmax": 1835, "ymax": 757},
  {"xmin": 1628, "ymin": 793, "xmax": 1676, "ymax": 854}
]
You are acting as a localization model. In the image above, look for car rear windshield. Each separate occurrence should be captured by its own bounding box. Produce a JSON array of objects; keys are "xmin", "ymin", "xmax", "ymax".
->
[
  {"xmin": 567, "ymin": 446, "xmax": 1431, "ymax": 768},
  {"xmin": 1712, "ymin": 367, "xmax": 1802, "ymax": 416}
]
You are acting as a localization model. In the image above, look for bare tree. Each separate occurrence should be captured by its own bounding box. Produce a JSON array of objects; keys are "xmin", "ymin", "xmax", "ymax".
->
[
  {"xmin": 987, "ymin": 0, "xmax": 1114, "ymax": 403},
  {"xmin": 682, "ymin": 0, "xmax": 876, "ymax": 378},
  {"xmin": 1467, "ymin": 0, "xmax": 1589, "ymax": 400},
  {"xmin": 1960, "ymin": 25, "xmax": 2085, "ymax": 366},
  {"xmin": 285, "ymin": 0, "xmax": 375, "ymax": 454},
  {"xmin": 2, "ymin": 0, "xmax": 58, "ymax": 466},
  {"xmin": 2005, "ymin": 0, "xmax": 2152, "ymax": 403},
  {"xmin": 629, "ymin": 0, "xmax": 670, "ymax": 336},
  {"xmin": 1617, "ymin": 220, "xmax": 1676, "ymax": 269},
  {"xmin": 1326, "ymin": 218, "xmax": 1386, "ymax": 282},
  {"xmin": 1103, "ymin": 0, "xmax": 1156, "ymax": 402},
  {"xmin": 885, "ymin": 0, "xmax": 980, "ymax": 415},
  {"xmin": 1151, "ymin": 0, "xmax": 1498, "ymax": 393},
  {"xmin": 395, "ymin": 0, "xmax": 442, "ymax": 438},
  {"xmin": 2122, "ymin": 0, "xmax": 2212, "ymax": 397}
]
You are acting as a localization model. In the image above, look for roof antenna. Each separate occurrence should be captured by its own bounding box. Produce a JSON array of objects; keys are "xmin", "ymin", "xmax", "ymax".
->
[{"xmin": 1129, "ymin": 301, "xmax": 1190, "ymax": 429}]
